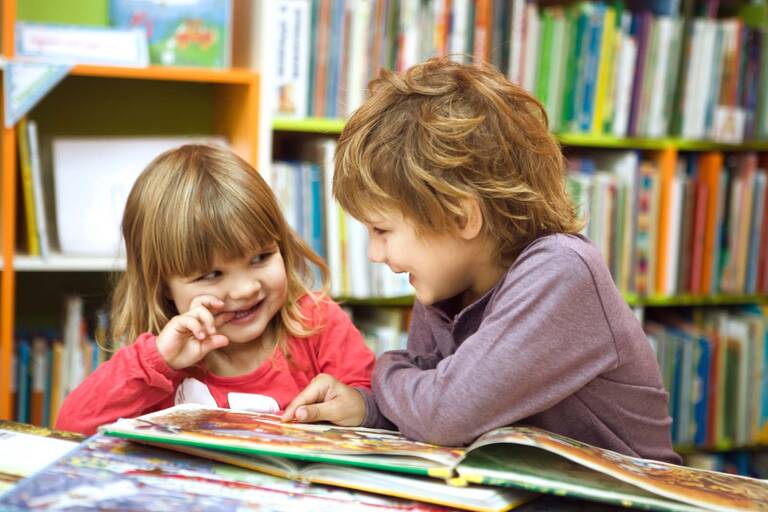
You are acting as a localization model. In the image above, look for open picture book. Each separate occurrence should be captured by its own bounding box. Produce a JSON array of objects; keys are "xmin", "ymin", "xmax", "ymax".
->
[
  {"xmin": 101, "ymin": 404, "xmax": 768, "ymax": 512},
  {"xmin": 0, "ymin": 433, "xmax": 462, "ymax": 512}
]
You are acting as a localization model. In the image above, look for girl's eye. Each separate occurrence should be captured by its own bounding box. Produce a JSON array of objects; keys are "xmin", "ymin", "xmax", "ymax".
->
[
  {"xmin": 251, "ymin": 251, "xmax": 274, "ymax": 264},
  {"xmin": 373, "ymin": 227, "xmax": 388, "ymax": 236},
  {"xmin": 195, "ymin": 270, "xmax": 221, "ymax": 282}
]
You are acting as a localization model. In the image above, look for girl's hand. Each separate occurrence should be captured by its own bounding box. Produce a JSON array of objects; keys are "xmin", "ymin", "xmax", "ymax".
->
[
  {"xmin": 282, "ymin": 374, "xmax": 366, "ymax": 426},
  {"xmin": 155, "ymin": 295, "xmax": 235, "ymax": 370}
]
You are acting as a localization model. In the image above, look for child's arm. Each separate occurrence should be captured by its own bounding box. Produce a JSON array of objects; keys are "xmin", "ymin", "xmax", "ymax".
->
[
  {"xmin": 282, "ymin": 298, "xmax": 394, "ymax": 428},
  {"xmin": 57, "ymin": 295, "xmax": 233, "ymax": 435},
  {"xmin": 283, "ymin": 301, "xmax": 442, "ymax": 428},
  {"xmin": 372, "ymin": 246, "xmax": 623, "ymax": 446},
  {"xmin": 56, "ymin": 333, "xmax": 188, "ymax": 435}
]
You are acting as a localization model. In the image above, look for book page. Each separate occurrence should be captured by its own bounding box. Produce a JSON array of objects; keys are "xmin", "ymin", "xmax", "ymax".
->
[{"xmin": 102, "ymin": 404, "xmax": 466, "ymax": 472}]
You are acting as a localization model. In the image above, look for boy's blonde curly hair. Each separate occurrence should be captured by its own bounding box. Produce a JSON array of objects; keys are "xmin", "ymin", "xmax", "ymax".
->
[{"xmin": 334, "ymin": 57, "xmax": 582, "ymax": 264}]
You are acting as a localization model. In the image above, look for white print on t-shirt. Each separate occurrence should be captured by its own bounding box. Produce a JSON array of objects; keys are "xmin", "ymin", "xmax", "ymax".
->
[
  {"xmin": 227, "ymin": 392, "xmax": 280, "ymax": 413},
  {"xmin": 174, "ymin": 378, "xmax": 217, "ymax": 407}
]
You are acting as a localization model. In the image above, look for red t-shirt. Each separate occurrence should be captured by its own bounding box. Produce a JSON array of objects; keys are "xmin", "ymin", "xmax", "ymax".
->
[{"xmin": 57, "ymin": 296, "xmax": 374, "ymax": 435}]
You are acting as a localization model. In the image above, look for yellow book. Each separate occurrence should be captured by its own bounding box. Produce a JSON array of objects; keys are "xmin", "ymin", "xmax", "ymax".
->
[
  {"xmin": 591, "ymin": 6, "xmax": 616, "ymax": 135},
  {"xmin": 16, "ymin": 118, "xmax": 39, "ymax": 256}
]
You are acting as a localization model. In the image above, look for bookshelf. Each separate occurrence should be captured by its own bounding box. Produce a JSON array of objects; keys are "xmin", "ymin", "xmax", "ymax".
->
[
  {"xmin": 266, "ymin": 0, "xmax": 768, "ymax": 464},
  {"xmin": 0, "ymin": 0, "xmax": 261, "ymax": 420}
]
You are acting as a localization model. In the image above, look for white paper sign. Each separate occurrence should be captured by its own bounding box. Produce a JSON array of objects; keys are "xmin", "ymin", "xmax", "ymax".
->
[{"xmin": 16, "ymin": 22, "xmax": 149, "ymax": 67}]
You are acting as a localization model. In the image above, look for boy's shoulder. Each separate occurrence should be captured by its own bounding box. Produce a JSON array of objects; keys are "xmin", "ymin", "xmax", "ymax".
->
[{"xmin": 517, "ymin": 233, "xmax": 604, "ymax": 273}]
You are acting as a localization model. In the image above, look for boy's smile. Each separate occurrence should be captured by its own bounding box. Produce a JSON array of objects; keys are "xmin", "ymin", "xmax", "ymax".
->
[{"xmin": 365, "ymin": 207, "xmax": 505, "ymax": 307}]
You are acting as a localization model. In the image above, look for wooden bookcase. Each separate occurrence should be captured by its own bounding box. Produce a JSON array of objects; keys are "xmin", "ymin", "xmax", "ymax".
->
[{"xmin": 0, "ymin": 0, "xmax": 261, "ymax": 419}]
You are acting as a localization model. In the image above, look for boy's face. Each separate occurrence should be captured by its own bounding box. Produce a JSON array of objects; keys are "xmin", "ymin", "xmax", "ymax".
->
[
  {"xmin": 365, "ymin": 208, "xmax": 496, "ymax": 306},
  {"xmin": 166, "ymin": 245, "xmax": 288, "ymax": 346}
]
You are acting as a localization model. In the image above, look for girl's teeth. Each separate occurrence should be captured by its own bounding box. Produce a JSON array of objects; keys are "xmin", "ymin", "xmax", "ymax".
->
[{"xmin": 234, "ymin": 304, "xmax": 257, "ymax": 319}]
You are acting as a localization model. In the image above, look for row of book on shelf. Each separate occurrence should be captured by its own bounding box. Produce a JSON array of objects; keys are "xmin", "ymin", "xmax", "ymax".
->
[
  {"xmin": 273, "ymin": 0, "xmax": 768, "ymax": 143},
  {"xmin": 271, "ymin": 138, "xmax": 413, "ymax": 298},
  {"xmin": 12, "ymin": 121, "xmax": 229, "ymax": 259},
  {"xmin": 566, "ymin": 150, "xmax": 768, "ymax": 297},
  {"xmin": 10, "ymin": 297, "xmax": 109, "ymax": 429},
  {"xmin": 4, "ymin": 403, "xmax": 768, "ymax": 511},
  {"xmin": 645, "ymin": 306, "xmax": 768, "ymax": 451},
  {"xmin": 10, "ymin": 294, "xmax": 767, "ymax": 464}
]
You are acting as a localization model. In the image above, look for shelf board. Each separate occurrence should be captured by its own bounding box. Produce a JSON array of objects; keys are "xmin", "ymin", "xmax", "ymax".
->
[
  {"xmin": 70, "ymin": 64, "xmax": 257, "ymax": 84},
  {"xmin": 332, "ymin": 293, "xmax": 768, "ymax": 308},
  {"xmin": 272, "ymin": 118, "xmax": 346, "ymax": 134},
  {"xmin": 556, "ymin": 133, "xmax": 673, "ymax": 150},
  {"xmin": 270, "ymin": 120, "xmax": 768, "ymax": 150},
  {"xmin": 3, "ymin": 255, "xmax": 126, "ymax": 272},
  {"xmin": 624, "ymin": 294, "xmax": 768, "ymax": 306},
  {"xmin": 334, "ymin": 295, "xmax": 416, "ymax": 307}
]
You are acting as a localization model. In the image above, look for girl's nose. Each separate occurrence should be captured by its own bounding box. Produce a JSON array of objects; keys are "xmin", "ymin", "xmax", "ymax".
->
[{"xmin": 228, "ymin": 276, "xmax": 261, "ymax": 300}]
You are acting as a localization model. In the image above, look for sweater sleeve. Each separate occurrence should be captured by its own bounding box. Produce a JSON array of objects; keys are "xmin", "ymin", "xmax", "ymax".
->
[
  {"xmin": 56, "ymin": 333, "xmax": 187, "ymax": 435},
  {"xmin": 305, "ymin": 298, "xmax": 400, "ymax": 429},
  {"xmin": 372, "ymin": 243, "xmax": 620, "ymax": 446}
]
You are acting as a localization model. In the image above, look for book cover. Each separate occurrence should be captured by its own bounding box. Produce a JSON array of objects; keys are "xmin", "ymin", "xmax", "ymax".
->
[
  {"xmin": 0, "ymin": 420, "xmax": 81, "ymax": 493},
  {"xmin": 110, "ymin": 0, "xmax": 232, "ymax": 68},
  {"xmin": 0, "ymin": 433, "xmax": 449, "ymax": 512},
  {"xmin": 102, "ymin": 404, "xmax": 768, "ymax": 512}
]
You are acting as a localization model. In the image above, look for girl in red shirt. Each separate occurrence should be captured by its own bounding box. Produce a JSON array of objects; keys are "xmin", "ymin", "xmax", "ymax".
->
[{"xmin": 57, "ymin": 144, "xmax": 374, "ymax": 435}]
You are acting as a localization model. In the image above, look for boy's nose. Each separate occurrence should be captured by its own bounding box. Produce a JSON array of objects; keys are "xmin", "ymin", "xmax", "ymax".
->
[{"xmin": 367, "ymin": 241, "xmax": 385, "ymax": 264}]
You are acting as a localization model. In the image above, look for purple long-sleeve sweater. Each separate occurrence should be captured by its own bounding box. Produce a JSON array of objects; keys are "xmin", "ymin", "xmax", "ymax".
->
[{"xmin": 359, "ymin": 233, "xmax": 680, "ymax": 464}]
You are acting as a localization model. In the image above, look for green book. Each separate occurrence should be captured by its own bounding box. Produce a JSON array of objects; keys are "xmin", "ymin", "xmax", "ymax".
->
[{"xmin": 102, "ymin": 404, "xmax": 768, "ymax": 512}]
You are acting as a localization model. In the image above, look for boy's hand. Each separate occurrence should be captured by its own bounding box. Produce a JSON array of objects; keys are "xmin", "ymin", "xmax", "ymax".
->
[
  {"xmin": 156, "ymin": 295, "xmax": 235, "ymax": 370},
  {"xmin": 282, "ymin": 374, "xmax": 366, "ymax": 426}
]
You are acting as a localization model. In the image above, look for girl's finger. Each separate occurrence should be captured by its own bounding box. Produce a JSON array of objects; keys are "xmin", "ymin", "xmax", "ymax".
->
[
  {"xmin": 189, "ymin": 294, "xmax": 225, "ymax": 312},
  {"xmin": 214, "ymin": 310, "xmax": 237, "ymax": 328},
  {"xmin": 175, "ymin": 315, "xmax": 207, "ymax": 340},
  {"xmin": 189, "ymin": 305, "xmax": 217, "ymax": 336},
  {"xmin": 198, "ymin": 334, "xmax": 230, "ymax": 356}
]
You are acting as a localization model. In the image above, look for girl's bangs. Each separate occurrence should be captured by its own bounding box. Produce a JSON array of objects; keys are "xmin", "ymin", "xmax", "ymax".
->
[{"xmin": 155, "ymin": 188, "xmax": 282, "ymax": 279}]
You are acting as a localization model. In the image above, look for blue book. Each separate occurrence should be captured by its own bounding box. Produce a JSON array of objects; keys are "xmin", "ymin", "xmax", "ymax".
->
[
  {"xmin": 746, "ymin": 172, "xmax": 766, "ymax": 293},
  {"xmin": 42, "ymin": 342, "xmax": 53, "ymax": 428},
  {"xmin": 309, "ymin": 163, "xmax": 325, "ymax": 258},
  {"xmin": 580, "ymin": 2, "xmax": 605, "ymax": 131},
  {"xmin": 693, "ymin": 335, "xmax": 711, "ymax": 446},
  {"xmin": 15, "ymin": 341, "xmax": 31, "ymax": 424}
]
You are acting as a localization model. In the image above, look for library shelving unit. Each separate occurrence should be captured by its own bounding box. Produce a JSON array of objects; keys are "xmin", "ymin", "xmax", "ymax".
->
[
  {"xmin": 273, "ymin": 118, "xmax": 768, "ymax": 309},
  {"xmin": 0, "ymin": 1, "xmax": 261, "ymax": 420}
]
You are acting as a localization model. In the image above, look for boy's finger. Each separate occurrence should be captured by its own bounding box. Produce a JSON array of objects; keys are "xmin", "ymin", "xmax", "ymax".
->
[
  {"xmin": 282, "ymin": 380, "xmax": 331, "ymax": 421},
  {"xmin": 294, "ymin": 402, "xmax": 335, "ymax": 424}
]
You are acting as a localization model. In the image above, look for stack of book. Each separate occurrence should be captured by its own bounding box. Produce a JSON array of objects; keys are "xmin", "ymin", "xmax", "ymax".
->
[{"xmin": 1, "ymin": 404, "xmax": 766, "ymax": 511}]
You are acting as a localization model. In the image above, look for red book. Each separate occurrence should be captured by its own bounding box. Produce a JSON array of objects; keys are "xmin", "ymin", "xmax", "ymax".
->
[{"xmin": 690, "ymin": 181, "xmax": 709, "ymax": 294}]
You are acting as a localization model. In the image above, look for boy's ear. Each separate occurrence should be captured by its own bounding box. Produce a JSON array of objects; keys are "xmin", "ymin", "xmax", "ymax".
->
[{"xmin": 456, "ymin": 197, "xmax": 483, "ymax": 240}]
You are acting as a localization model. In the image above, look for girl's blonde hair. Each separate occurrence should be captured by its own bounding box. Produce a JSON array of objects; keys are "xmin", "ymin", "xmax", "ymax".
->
[
  {"xmin": 334, "ymin": 57, "xmax": 583, "ymax": 264},
  {"xmin": 111, "ymin": 144, "xmax": 329, "ymax": 354}
]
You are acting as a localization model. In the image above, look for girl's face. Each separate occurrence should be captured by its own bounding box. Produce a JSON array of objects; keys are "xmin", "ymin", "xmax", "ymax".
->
[{"xmin": 166, "ymin": 244, "xmax": 288, "ymax": 346}]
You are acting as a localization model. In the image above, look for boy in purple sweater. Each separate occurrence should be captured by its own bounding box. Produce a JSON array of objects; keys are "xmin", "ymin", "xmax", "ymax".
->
[{"xmin": 283, "ymin": 58, "xmax": 680, "ymax": 464}]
